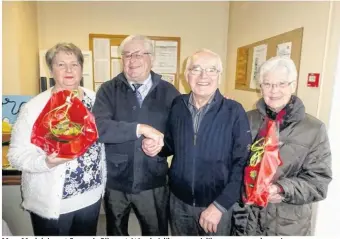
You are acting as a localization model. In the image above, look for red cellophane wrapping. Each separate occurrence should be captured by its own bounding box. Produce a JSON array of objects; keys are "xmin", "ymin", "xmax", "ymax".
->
[
  {"xmin": 243, "ymin": 120, "xmax": 282, "ymax": 207},
  {"xmin": 31, "ymin": 90, "xmax": 98, "ymax": 159}
]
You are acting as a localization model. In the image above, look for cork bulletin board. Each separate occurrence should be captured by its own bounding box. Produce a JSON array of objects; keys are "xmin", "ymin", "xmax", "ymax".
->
[
  {"xmin": 89, "ymin": 34, "xmax": 181, "ymax": 92},
  {"xmin": 235, "ymin": 27, "xmax": 304, "ymax": 92}
]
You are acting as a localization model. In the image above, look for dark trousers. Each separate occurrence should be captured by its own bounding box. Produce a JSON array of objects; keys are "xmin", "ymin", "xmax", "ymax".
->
[
  {"xmin": 104, "ymin": 186, "xmax": 169, "ymax": 236},
  {"xmin": 169, "ymin": 192, "xmax": 232, "ymax": 236},
  {"xmin": 30, "ymin": 198, "xmax": 101, "ymax": 236}
]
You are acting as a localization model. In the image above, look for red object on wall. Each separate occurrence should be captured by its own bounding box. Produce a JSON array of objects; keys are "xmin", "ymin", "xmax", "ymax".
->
[{"xmin": 307, "ymin": 73, "xmax": 320, "ymax": 87}]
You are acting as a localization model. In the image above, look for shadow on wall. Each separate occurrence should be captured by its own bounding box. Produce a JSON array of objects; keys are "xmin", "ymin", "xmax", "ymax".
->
[{"xmin": 179, "ymin": 58, "xmax": 191, "ymax": 94}]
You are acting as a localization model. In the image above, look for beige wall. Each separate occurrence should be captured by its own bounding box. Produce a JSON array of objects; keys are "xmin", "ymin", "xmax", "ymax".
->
[
  {"xmin": 315, "ymin": 1, "xmax": 340, "ymax": 126},
  {"xmin": 2, "ymin": 2, "xmax": 39, "ymax": 236},
  {"xmin": 36, "ymin": 1, "xmax": 230, "ymax": 93},
  {"xmin": 2, "ymin": 1, "xmax": 39, "ymax": 95},
  {"xmin": 226, "ymin": 1, "xmax": 333, "ymax": 118},
  {"xmin": 2, "ymin": 2, "xmax": 20, "ymax": 94}
]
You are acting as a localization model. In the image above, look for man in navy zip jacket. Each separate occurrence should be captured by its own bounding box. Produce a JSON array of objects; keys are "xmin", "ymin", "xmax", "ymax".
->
[{"xmin": 143, "ymin": 49, "xmax": 252, "ymax": 236}]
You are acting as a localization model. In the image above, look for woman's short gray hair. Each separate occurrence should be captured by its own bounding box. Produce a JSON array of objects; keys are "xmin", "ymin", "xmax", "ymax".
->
[
  {"xmin": 45, "ymin": 43, "xmax": 84, "ymax": 71},
  {"xmin": 119, "ymin": 35, "xmax": 154, "ymax": 56},
  {"xmin": 185, "ymin": 48, "xmax": 223, "ymax": 73},
  {"xmin": 258, "ymin": 56, "xmax": 297, "ymax": 84}
]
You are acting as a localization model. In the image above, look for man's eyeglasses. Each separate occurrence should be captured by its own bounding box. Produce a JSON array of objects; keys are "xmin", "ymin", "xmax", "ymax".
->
[
  {"xmin": 261, "ymin": 81, "xmax": 294, "ymax": 89},
  {"xmin": 122, "ymin": 52, "xmax": 151, "ymax": 60},
  {"xmin": 189, "ymin": 66, "xmax": 220, "ymax": 77}
]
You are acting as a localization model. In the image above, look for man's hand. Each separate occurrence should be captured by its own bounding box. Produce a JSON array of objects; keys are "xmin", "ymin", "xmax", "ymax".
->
[
  {"xmin": 45, "ymin": 152, "xmax": 72, "ymax": 168},
  {"xmin": 199, "ymin": 203, "xmax": 223, "ymax": 234},
  {"xmin": 138, "ymin": 124, "xmax": 164, "ymax": 147},
  {"xmin": 142, "ymin": 138, "xmax": 163, "ymax": 157},
  {"xmin": 268, "ymin": 184, "xmax": 284, "ymax": 204}
]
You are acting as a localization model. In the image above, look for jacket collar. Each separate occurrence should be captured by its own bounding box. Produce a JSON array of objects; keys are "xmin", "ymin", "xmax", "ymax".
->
[
  {"xmin": 256, "ymin": 95, "xmax": 306, "ymax": 122},
  {"xmin": 183, "ymin": 89, "xmax": 223, "ymax": 108},
  {"xmin": 115, "ymin": 70, "xmax": 162, "ymax": 90}
]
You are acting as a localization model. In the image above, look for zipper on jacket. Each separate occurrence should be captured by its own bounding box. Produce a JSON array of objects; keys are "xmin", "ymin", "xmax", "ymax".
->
[
  {"xmin": 192, "ymin": 133, "xmax": 197, "ymax": 207},
  {"xmin": 181, "ymin": 97, "xmax": 206, "ymax": 208}
]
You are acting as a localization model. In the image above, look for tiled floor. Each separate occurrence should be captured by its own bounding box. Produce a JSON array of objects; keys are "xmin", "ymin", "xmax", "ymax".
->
[{"xmin": 97, "ymin": 211, "xmax": 172, "ymax": 236}]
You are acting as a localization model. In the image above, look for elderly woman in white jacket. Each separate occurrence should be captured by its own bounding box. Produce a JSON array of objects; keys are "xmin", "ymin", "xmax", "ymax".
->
[{"xmin": 8, "ymin": 43, "xmax": 106, "ymax": 236}]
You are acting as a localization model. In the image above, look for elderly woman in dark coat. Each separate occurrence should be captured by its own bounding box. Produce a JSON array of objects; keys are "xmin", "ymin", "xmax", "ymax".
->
[{"xmin": 232, "ymin": 56, "xmax": 332, "ymax": 236}]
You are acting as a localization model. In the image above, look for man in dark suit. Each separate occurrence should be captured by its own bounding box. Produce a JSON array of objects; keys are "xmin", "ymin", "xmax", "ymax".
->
[{"xmin": 93, "ymin": 35, "xmax": 180, "ymax": 236}]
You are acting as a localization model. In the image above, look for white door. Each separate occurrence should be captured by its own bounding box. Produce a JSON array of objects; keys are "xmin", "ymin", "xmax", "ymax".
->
[{"xmin": 314, "ymin": 42, "xmax": 340, "ymax": 236}]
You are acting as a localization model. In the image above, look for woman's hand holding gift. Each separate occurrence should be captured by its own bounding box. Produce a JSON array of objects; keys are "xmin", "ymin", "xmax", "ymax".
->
[
  {"xmin": 268, "ymin": 184, "xmax": 284, "ymax": 204},
  {"xmin": 45, "ymin": 152, "xmax": 74, "ymax": 168}
]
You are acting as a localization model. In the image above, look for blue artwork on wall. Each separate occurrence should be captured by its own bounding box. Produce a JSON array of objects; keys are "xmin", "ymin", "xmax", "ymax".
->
[{"xmin": 2, "ymin": 95, "xmax": 33, "ymax": 134}]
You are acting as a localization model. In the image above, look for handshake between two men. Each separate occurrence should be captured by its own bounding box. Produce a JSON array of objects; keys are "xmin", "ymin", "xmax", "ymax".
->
[{"xmin": 137, "ymin": 124, "xmax": 164, "ymax": 157}]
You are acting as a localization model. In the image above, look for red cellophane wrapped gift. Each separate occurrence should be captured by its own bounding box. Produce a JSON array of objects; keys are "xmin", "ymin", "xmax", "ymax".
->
[
  {"xmin": 243, "ymin": 120, "xmax": 282, "ymax": 207},
  {"xmin": 31, "ymin": 90, "xmax": 98, "ymax": 159}
]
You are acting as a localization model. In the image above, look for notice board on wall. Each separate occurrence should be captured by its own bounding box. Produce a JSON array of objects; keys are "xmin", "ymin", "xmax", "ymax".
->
[
  {"xmin": 89, "ymin": 34, "xmax": 181, "ymax": 92},
  {"xmin": 235, "ymin": 27, "xmax": 304, "ymax": 92}
]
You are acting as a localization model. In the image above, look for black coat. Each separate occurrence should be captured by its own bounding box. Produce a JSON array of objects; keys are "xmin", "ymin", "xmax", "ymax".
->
[{"xmin": 92, "ymin": 71, "xmax": 180, "ymax": 193}]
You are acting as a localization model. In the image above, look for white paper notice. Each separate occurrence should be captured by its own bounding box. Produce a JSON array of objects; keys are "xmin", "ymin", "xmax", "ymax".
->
[
  {"xmin": 152, "ymin": 41, "xmax": 178, "ymax": 73},
  {"xmin": 83, "ymin": 54, "xmax": 91, "ymax": 74},
  {"xmin": 111, "ymin": 59, "xmax": 122, "ymax": 78},
  {"xmin": 151, "ymin": 40, "xmax": 156, "ymax": 49},
  {"xmin": 94, "ymin": 82, "xmax": 103, "ymax": 92},
  {"xmin": 161, "ymin": 74, "xmax": 175, "ymax": 85},
  {"xmin": 39, "ymin": 50, "xmax": 50, "ymax": 77},
  {"xmin": 82, "ymin": 74, "xmax": 94, "ymax": 91},
  {"xmin": 93, "ymin": 38, "xmax": 110, "ymax": 59},
  {"xmin": 94, "ymin": 60, "xmax": 110, "ymax": 82},
  {"xmin": 276, "ymin": 42, "xmax": 292, "ymax": 58},
  {"xmin": 111, "ymin": 46, "xmax": 120, "ymax": 58},
  {"xmin": 250, "ymin": 44, "xmax": 268, "ymax": 89}
]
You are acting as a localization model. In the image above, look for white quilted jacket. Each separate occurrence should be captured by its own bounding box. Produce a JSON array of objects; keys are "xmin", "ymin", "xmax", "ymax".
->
[{"xmin": 7, "ymin": 88, "xmax": 107, "ymax": 219}]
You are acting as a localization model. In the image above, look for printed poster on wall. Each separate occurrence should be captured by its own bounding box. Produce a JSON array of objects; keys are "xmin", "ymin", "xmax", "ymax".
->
[
  {"xmin": 161, "ymin": 74, "xmax": 175, "ymax": 85},
  {"xmin": 93, "ymin": 38, "xmax": 111, "ymax": 83},
  {"xmin": 152, "ymin": 41, "xmax": 178, "ymax": 74},
  {"xmin": 276, "ymin": 42, "xmax": 292, "ymax": 58},
  {"xmin": 250, "ymin": 44, "xmax": 268, "ymax": 90}
]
